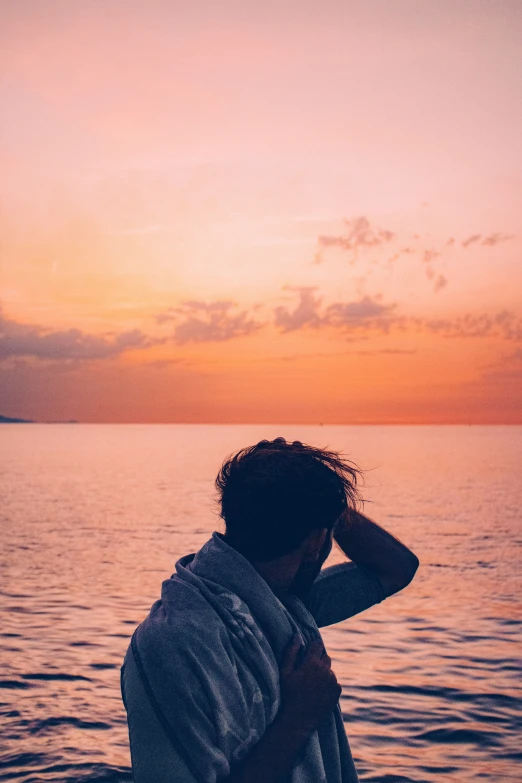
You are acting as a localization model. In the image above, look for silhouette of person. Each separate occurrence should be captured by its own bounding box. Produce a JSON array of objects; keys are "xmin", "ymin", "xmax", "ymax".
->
[{"xmin": 121, "ymin": 437, "xmax": 419, "ymax": 782}]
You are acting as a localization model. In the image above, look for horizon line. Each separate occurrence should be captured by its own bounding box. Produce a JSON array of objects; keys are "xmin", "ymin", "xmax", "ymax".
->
[{"xmin": 3, "ymin": 420, "xmax": 521, "ymax": 427}]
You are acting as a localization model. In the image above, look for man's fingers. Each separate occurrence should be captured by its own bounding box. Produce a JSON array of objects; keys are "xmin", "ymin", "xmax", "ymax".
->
[
  {"xmin": 281, "ymin": 634, "xmax": 302, "ymax": 675},
  {"xmin": 304, "ymin": 639, "xmax": 325, "ymax": 660},
  {"xmin": 283, "ymin": 637, "xmax": 331, "ymax": 675}
]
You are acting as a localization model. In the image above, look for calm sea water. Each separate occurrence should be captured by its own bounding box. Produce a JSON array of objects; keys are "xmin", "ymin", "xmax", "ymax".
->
[{"xmin": 1, "ymin": 424, "xmax": 521, "ymax": 783}]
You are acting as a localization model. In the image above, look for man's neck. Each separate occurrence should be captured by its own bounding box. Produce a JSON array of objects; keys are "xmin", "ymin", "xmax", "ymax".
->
[
  {"xmin": 253, "ymin": 555, "xmax": 300, "ymax": 597},
  {"xmin": 220, "ymin": 532, "xmax": 302, "ymax": 597}
]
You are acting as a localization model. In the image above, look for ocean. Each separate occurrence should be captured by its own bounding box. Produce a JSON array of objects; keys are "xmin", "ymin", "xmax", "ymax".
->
[{"xmin": 1, "ymin": 424, "xmax": 521, "ymax": 782}]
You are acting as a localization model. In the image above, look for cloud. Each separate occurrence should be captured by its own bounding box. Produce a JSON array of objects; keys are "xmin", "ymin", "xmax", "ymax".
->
[
  {"xmin": 424, "ymin": 269, "xmax": 448, "ymax": 292},
  {"xmin": 274, "ymin": 289, "xmax": 396, "ymax": 335},
  {"xmin": 323, "ymin": 296, "xmax": 396, "ymax": 328},
  {"xmin": 0, "ymin": 311, "xmax": 156, "ymax": 362},
  {"xmin": 272, "ymin": 288, "xmax": 522, "ymax": 343},
  {"xmin": 144, "ymin": 357, "xmax": 188, "ymax": 369},
  {"xmin": 422, "ymin": 249, "xmax": 447, "ymax": 292},
  {"xmin": 266, "ymin": 347, "xmax": 417, "ymax": 362},
  {"xmin": 461, "ymin": 234, "xmax": 482, "ymax": 248},
  {"xmin": 480, "ymin": 233, "xmax": 514, "ymax": 247},
  {"xmin": 461, "ymin": 232, "xmax": 514, "ymax": 248},
  {"xmin": 434, "ymin": 275, "xmax": 448, "ymax": 292},
  {"xmin": 315, "ymin": 215, "xmax": 448, "ymax": 292},
  {"xmin": 165, "ymin": 291, "xmax": 522, "ymax": 346},
  {"xmin": 158, "ymin": 300, "xmax": 263, "ymax": 344},
  {"xmin": 315, "ymin": 214, "xmax": 515, "ymax": 297},
  {"xmin": 419, "ymin": 310, "xmax": 522, "ymax": 341},
  {"xmin": 315, "ymin": 216, "xmax": 395, "ymax": 263},
  {"xmin": 423, "ymin": 250, "xmax": 440, "ymax": 264},
  {"xmin": 274, "ymin": 287, "xmax": 322, "ymax": 332}
]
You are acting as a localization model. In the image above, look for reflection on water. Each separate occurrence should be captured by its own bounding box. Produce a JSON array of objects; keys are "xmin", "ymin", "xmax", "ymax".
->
[{"xmin": 1, "ymin": 424, "xmax": 521, "ymax": 782}]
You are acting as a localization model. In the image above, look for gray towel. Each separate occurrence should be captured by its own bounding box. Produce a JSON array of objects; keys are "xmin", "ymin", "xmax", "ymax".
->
[{"xmin": 129, "ymin": 532, "xmax": 359, "ymax": 782}]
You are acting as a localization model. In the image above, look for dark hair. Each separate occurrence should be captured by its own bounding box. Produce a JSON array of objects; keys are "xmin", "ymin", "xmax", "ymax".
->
[{"xmin": 215, "ymin": 437, "xmax": 362, "ymax": 561}]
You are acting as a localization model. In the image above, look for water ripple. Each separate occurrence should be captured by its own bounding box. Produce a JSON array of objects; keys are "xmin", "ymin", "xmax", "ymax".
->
[{"xmin": 1, "ymin": 424, "xmax": 521, "ymax": 782}]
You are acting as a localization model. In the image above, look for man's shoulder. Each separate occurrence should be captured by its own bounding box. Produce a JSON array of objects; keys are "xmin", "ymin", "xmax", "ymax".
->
[{"xmin": 135, "ymin": 581, "xmax": 232, "ymax": 657}]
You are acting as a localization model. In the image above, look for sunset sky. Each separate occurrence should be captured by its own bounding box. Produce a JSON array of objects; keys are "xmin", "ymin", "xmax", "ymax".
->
[{"xmin": 1, "ymin": 0, "xmax": 521, "ymax": 423}]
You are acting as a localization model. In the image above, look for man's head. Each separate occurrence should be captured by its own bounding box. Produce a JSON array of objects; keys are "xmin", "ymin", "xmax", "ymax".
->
[{"xmin": 215, "ymin": 437, "xmax": 361, "ymax": 587}]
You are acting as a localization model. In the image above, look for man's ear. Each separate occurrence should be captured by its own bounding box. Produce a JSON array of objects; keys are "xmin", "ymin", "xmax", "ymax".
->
[{"xmin": 302, "ymin": 527, "xmax": 328, "ymax": 562}]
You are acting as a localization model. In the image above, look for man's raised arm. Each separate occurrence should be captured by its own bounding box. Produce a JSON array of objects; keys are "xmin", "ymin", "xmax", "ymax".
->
[{"xmin": 334, "ymin": 508, "xmax": 419, "ymax": 597}]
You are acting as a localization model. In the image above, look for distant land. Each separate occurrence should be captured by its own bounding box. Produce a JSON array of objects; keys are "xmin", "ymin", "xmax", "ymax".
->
[{"xmin": 0, "ymin": 414, "xmax": 78, "ymax": 424}]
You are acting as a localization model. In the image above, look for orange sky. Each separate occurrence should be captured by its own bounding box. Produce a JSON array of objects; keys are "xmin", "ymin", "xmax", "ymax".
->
[{"xmin": 1, "ymin": 0, "xmax": 521, "ymax": 423}]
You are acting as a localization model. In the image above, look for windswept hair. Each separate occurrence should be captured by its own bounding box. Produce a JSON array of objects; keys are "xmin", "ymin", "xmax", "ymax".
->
[{"xmin": 215, "ymin": 437, "xmax": 362, "ymax": 561}]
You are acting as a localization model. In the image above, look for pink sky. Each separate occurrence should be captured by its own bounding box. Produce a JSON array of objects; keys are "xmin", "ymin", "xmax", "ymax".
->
[{"xmin": 1, "ymin": 0, "xmax": 521, "ymax": 422}]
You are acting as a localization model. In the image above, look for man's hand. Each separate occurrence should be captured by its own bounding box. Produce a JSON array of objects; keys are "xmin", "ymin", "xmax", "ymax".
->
[
  {"xmin": 279, "ymin": 636, "xmax": 342, "ymax": 734},
  {"xmin": 226, "ymin": 636, "xmax": 340, "ymax": 783}
]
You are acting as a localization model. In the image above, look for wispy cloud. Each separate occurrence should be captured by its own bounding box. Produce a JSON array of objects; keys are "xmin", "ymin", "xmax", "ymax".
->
[
  {"xmin": 315, "ymin": 216, "xmax": 516, "ymax": 294},
  {"xmin": 419, "ymin": 311, "xmax": 522, "ymax": 341},
  {"xmin": 423, "ymin": 250, "xmax": 447, "ymax": 292},
  {"xmin": 461, "ymin": 234, "xmax": 482, "ymax": 248},
  {"xmin": 144, "ymin": 357, "xmax": 189, "ymax": 369},
  {"xmin": 274, "ymin": 289, "xmax": 395, "ymax": 335},
  {"xmin": 315, "ymin": 216, "xmax": 395, "ymax": 264},
  {"xmin": 461, "ymin": 233, "xmax": 514, "ymax": 248},
  {"xmin": 272, "ymin": 289, "xmax": 522, "ymax": 343},
  {"xmin": 480, "ymin": 233, "xmax": 515, "ymax": 247},
  {"xmin": 323, "ymin": 296, "xmax": 396, "ymax": 328},
  {"xmin": 315, "ymin": 215, "xmax": 447, "ymax": 292},
  {"xmin": 274, "ymin": 287, "xmax": 322, "ymax": 332},
  {"xmin": 0, "ymin": 311, "xmax": 157, "ymax": 362},
  {"xmin": 264, "ymin": 347, "xmax": 417, "ymax": 362},
  {"xmin": 157, "ymin": 300, "xmax": 264, "ymax": 344}
]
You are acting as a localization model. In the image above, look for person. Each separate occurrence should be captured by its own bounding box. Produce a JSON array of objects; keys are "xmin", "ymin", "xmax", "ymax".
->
[{"xmin": 121, "ymin": 437, "xmax": 419, "ymax": 783}]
